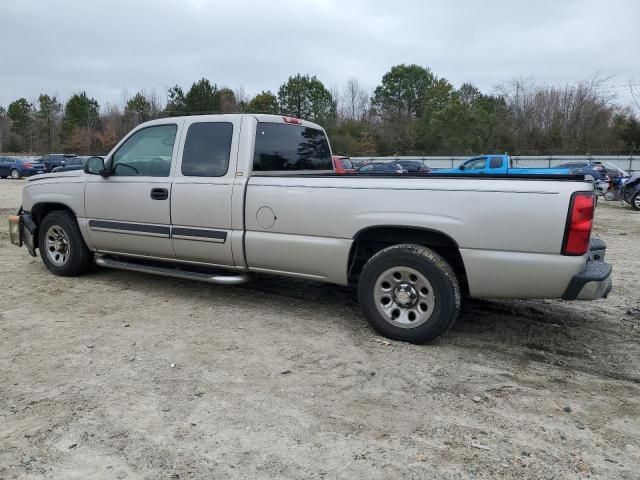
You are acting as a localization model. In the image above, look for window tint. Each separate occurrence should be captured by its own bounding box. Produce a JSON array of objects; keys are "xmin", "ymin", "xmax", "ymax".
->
[
  {"xmin": 181, "ymin": 122, "xmax": 233, "ymax": 177},
  {"xmin": 489, "ymin": 157, "xmax": 503, "ymax": 169},
  {"xmin": 112, "ymin": 124, "xmax": 177, "ymax": 177},
  {"xmin": 253, "ymin": 123, "xmax": 331, "ymax": 172}
]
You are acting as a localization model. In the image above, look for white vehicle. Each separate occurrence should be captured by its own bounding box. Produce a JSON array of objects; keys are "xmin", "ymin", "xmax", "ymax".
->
[{"xmin": 9, "ymin": 114, "xmax": 612, "ymax": 343}]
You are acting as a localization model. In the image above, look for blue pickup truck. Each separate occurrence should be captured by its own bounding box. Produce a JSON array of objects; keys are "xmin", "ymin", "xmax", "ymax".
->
[{"xmin": 435, "ymin": 155, "xmax": 572, "ymax": 175}]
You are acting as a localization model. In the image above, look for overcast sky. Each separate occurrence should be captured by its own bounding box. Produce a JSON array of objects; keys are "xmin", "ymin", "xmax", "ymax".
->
[{"xmin": 1, "ymin": 0, "xmax": 638, "ymax": 110}]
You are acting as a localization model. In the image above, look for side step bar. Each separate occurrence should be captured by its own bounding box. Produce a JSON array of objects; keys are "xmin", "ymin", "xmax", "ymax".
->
[{"xmin": 95, "ymin": 256, "xmax": 250, "ymax": 285}]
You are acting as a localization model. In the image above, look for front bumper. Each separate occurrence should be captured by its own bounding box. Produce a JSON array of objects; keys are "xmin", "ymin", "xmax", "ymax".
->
[
  {"xmin": 562, "ymin": 237, "xmax": 612, "ymax": 300},
  {"xmin": 8, "ymin": 209, "xmax": 37, "ymax": 257}
]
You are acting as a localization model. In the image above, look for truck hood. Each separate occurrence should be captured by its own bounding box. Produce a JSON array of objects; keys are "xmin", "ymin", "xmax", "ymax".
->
[{"xmin": 27, "ymin": 170, "xmax": 85, "ymax": 182}]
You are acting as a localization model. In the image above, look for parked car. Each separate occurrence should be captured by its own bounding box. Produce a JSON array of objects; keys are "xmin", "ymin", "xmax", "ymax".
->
[
  {"xmin": 357, "ymin": 162, "xmax": 405, "ymax": 174},
  {"xmin": 435, "ymin": 155, "xmax": 572, "ymax": 175},
  {"xmin": 555, "ymin": 161, "xmax": 610, "ymax": 182},
  {"xmin": 8, "ymin": 114, "xmax": 612, "ymax": 344},
  {"xmin": 0, "ymin": 156, "xmax": 46, "ymax": 179},
  {"xmin": 332, "ymin": 155, "xmax": 356, "ymax": 174},
  {"xmin": 396, "ymin": 160, "xmax": 431, "ymax": 174},
  {"xmin": 349, "ymin": 159, "xmax": 368, "ymax": 170},
  {"xmin": 51, "ymin": 156, "xmax": 93, "ymax": 173},
  {"xmin": 40, "ymin": 153, "xmax": 78, "ymax": 173},
  {"xmin": 622, "ymin": 172, "xmax": 640, "ymax": 210}
]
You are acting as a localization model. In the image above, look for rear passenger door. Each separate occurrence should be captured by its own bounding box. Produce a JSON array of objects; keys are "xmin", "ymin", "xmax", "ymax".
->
[{"xmin": 170, "ymin": 116, "xmax": 239, "ymax": 266}]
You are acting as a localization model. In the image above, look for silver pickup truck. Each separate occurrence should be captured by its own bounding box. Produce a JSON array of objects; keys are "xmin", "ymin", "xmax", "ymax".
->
[{"xmin": 8, "ymin": 114, "xmax": 612, "ymax": 343}]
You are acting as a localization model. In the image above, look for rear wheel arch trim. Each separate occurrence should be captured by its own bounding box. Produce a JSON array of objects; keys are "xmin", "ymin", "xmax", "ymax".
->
[
  {"xmin": 351, "ymin": 225, "xmax": 461, "ymax": 249},
  {"xmin": 347, "ymin": 225, "xmax": 466, "ymax": 280}
]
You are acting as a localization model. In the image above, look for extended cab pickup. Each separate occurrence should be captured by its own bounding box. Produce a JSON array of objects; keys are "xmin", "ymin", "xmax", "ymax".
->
[
  {"xmin": 8, "ymin": 114, "xmax": 612, "ymax": 343},
  {"xmin": 436, "ymin": 154, "xmax": 572, "ymax": 175}
]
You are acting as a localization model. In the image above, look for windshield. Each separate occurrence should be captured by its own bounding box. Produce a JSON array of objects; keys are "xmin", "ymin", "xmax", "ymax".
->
[{"xmin": 600, "ymin": 161, "xmax": 629, "ymax": 176}]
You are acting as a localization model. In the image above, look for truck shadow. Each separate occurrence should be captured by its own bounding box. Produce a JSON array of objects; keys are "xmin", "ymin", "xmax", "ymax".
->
[
  {"xmin": 90, "ymin": 267, "xmax": 639, "ymax": 384},
  {"xmin": 241, "ymin": 274, "xmax": 639, "ymax": 383}
]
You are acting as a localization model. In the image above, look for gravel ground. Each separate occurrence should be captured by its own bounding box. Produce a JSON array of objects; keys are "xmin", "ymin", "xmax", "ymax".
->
[{"xmin": 1, "ymin": 179, "xmax": 639, "ymax": 479}]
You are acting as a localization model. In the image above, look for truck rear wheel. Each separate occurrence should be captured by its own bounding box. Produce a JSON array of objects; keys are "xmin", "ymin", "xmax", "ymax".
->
[
  {"xmin": 38, "ymin": 211, "xmax": 93, "ymax": 276},
  {"xmin": 358, "ymin": 244, "xmax": 460, "ymax": 343}
]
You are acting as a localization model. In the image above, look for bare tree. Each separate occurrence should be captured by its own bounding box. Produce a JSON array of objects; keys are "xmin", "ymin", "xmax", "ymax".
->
[
  {"xmin": 147, "ymin": 88, "xmax": 164, "ymax": 118},
  {"xmin": 630, "ymin": 77, "xmax": 640, "ymax": 115},
  {"xmin": 234, "ymin": 86, "xmax": 249, "ymax": 111},
  {"xmin": 341, "ymin": 77, "xmax": 369, "ymax": 121},
  {"xmin": 496, "ymin": 75, "xmax": 617, "ymax": 153}
]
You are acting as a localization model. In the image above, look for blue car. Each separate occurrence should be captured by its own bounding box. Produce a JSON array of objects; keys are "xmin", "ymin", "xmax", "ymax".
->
[
  {"xmin": 434, "ymin": 155, "xmax": 572, "ymax": 176},
  {"xmin": 0, "ymin": 156, "xmax": 47, "ymax": 179}
]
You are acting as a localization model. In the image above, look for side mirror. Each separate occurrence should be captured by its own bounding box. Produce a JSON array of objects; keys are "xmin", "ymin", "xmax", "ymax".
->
[
  {"xmin": 84, "ymin": 156, "xmax": 107, "ymax": 176},
  {"xmin": 458, "ymin": 164, "xmax": 465, "ymax": 170}
]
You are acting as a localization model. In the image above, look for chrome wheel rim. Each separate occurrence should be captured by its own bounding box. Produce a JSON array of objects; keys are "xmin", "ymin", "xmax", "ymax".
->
[
  {"xmin": 10, "ymin": 170, "xmax": 19, "ymax": 179},
  {"xmin": 45, "ymin": 225, "xmax": 71, "ymax": 266},
  {"xmin": 373, "ymin": 266, "xmax": 436, "ymax": 328},
  {"xmin": 634, "ymin": 194, "xmax": 640, "ymax": 209}
]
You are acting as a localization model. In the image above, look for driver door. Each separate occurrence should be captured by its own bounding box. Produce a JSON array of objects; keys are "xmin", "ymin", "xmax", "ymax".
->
[{"xmin": 84, "ymin": 122, "xmax": 181, "ymax": 259}]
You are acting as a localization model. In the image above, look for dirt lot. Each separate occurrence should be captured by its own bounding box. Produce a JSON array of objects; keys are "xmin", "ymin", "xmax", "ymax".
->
[{"xmin": 1, "ymin": 179, "xmax": 639, "ymax": 480}]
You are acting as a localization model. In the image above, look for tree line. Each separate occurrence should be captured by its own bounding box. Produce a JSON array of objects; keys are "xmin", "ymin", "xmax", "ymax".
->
[{"xmin": 1, "ymin": 64, "xmax": 639, "ymax": 156}]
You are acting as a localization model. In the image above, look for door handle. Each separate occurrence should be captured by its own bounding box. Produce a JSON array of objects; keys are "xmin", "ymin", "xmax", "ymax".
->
[{"xmin": 150, "ymin": 188, "xmax": 169, "ymax": 200}]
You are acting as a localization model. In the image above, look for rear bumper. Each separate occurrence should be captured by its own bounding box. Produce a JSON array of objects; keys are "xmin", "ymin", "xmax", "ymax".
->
[{"xmin": 562, "ymin": 237, "xmax": 612, "ymax": 300}]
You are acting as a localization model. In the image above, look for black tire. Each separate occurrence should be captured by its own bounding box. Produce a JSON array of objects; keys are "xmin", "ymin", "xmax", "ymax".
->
[
  {"xmin": 631, "ymin": 191, "xmax": 640, "ymax": 211},
  {"xmin": 38, "ymin": 210, "xmax": 93, "ymax": 276},
  {"xmin": 10, "ymin": 169, "xmax": 21, "ymax": 179},
  {"xmin": 358, "ymin": 244, "xmax": 461, "ymax": 344}
]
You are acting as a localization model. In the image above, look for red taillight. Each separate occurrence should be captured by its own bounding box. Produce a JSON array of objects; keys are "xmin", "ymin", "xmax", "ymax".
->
[
  {"xmin": 562, "ymin": 192, "xmax": 594, "ymax": 256},
  {"xmin": 23, "ymin": 163, "xmax": 32, "ymax": 168},
  {"xmin": 282, "ymin": 116, "xmax": 302, "ymax": 125}
]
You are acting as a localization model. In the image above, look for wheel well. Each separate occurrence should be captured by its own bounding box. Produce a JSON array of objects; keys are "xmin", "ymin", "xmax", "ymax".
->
[
  {"xmin": 347, "ymin": 226, "xmax": 468, "ymax": 293},
  {"xmin": 31, "ymin": 203, "xmax": 76, "ymax": 229}
]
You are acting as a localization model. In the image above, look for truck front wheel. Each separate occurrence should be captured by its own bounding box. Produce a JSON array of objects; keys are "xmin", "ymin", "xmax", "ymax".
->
[
  {"xmin": 358, "ymin": 244, "xmax": 461, "ymax": 343},
  {"xmin": 38, "ymin": 211, "xmax": 93, "ymax": 276}
]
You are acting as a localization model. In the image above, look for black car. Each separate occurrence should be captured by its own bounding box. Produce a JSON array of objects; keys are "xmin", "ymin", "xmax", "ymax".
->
[
  {"xmin": 40, "ymin": 153, "xmax": 78, "ymax": 173},
  {"xmin": 396, "ymin": 160, "xmax": 431, "ymax": 174},
  {"xmin": 51, "ymin": 156, "xmax": 92, "ymax": 173},
  {"xmin": 622, "ymin": 172, "xmax": 640, "ymax": 211},
  {"xmin": 357, "ymin": 162, "xmax": 405, "ymax": 174}
]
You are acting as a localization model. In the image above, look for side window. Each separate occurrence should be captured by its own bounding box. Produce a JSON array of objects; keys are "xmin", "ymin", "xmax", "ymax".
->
[
  {"xmin": 253, "ymin": 123, "xmax": 332, "ymax": 172},
  {"xmin": 489, "ymin": 157, "xmax": 503, "ymax": 169},
  {"xmin": 181, "ymin": 122, "xmax": 233, "ymax": 177},
  {"xmin": 112, "ymin": 124, "xmax": 177, "ymax": 177},
  {"xmin": 464, "ymin": 157, "xmax": 487, "ymax": 170}
]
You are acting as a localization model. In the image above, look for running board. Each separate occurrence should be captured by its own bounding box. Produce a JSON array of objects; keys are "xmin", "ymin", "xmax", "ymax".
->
[{"xmin": 95, "ymin": 256, "xmax": 250, "ymax": 285}]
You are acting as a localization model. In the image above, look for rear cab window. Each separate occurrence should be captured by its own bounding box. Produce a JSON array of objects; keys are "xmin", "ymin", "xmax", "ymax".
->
[
  {"xmin": 489, "ymin": 157, "xmax": 503, "ymax": 169},
  {"xmin": 253, "ymin": 122, "xmax": 332, "ymax": 173}
]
